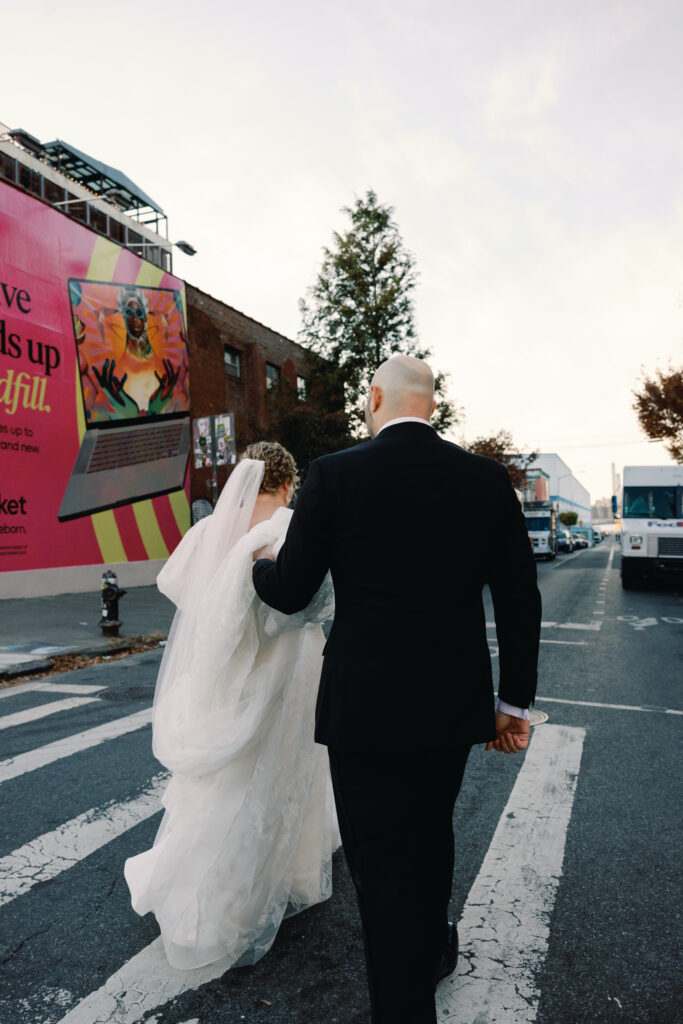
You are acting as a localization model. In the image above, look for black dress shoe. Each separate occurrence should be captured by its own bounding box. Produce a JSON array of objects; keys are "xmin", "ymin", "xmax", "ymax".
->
[{"xmin": 434, "ymin": 922, "xmax": 458, "ymax": 987}]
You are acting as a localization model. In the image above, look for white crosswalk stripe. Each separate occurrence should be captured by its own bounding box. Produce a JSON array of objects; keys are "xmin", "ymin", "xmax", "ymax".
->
[
  {"xmin": 55, "ymin": 937, "xmax": 230, "ymax": 1024},
  {"xmin": 0, "ymin": 707, "xmax": 153, "ymax": 784},
  {"xmin": 0, "ymin": 773, "xmax": 167, "ymax": 907},
  {"xmin": 0, "ymin": 682, "xmax": 105, "ymax": 700},
  {"xmin": 0, "ymin": 696, "xmax": 99, "ymax": 731},
  {"xmin": 437, "ymin": 724, "xmax": 585, "ymax": 1022}
]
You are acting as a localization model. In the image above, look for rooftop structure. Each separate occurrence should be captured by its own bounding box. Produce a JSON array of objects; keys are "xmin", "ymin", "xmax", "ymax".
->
[{"xmin": 0, "ymin": 122, "xmax": 178, "ymax": 271}]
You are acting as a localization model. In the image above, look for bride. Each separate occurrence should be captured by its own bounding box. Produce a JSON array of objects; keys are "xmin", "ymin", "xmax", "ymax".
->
[{"xmin": 124, "ymin": 442, "xmax": 339, "ymax": 971}]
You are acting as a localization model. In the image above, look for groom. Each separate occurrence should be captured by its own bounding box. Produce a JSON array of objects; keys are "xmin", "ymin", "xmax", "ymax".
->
[{"xmin": 253, "ymin": 355, "xmax": 541, "ymax": 1023}]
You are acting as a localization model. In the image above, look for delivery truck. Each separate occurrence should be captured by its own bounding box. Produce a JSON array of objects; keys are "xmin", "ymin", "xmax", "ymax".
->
[
  {"xmin": 620, "ymin": 465, "xmax": 683, "ymax": 588},
  {"xmin": 523, "ymin": 500, "xmax": 558, "ymax": 560}
]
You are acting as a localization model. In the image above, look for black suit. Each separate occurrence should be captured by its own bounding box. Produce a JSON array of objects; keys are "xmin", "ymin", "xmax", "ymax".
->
[{"xmin": 253, "ymin": 422, "xmax": 541, "ymax": 1022}]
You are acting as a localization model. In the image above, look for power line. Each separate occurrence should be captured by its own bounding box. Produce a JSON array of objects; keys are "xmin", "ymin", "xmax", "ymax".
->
[{"xmin": 527, "ymin": 438, "xmax": 662, "ymax": 450}]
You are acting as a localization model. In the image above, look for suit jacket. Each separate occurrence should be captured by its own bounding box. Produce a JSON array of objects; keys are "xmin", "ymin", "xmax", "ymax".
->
[{"xmin": 253, "ymin": 422, "xmax": 541, "ymax": 752}]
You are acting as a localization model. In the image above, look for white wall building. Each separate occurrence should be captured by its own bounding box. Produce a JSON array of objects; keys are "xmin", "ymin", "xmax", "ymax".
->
[{"xmin": 528, "ymin": 454, "xmax": 592, "ymax": 525}]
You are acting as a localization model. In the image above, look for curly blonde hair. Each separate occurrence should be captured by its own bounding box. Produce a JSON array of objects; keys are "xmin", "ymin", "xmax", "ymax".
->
[{"xmin": 241, "ymin": 441, "xmax": 299, "ymax": 494}]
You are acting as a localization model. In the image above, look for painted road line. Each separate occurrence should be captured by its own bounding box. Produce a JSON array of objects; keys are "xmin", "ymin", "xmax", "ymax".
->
[
  {"xmin": 437, "ymin": 724, "xmax": 585, "ymax": 1023},
  {"xmin": 552, "ymin": 548, "xmax": 585, "ymax": 567},
  {"xmin": 0, "ymin": 774, "xmax": 168, "ymax": 907},
  {"xmin": 554, "ymin": 622, "xmax": 602, "ymax": 631},
  {"xmin": 608, "ymin": 545, "xmax": 616, "ymax": 570},
  {"xmin": 0, "ymin": 708, "xmax": 153, "ymax": 784},
  {"xmin": 536, "ymin": 695, "xmax": 683, "ymax": 716},
  {"xmin": 0, "ymin": 683, "xmax": 105, "ymax": 700},
  {"xmin": 538, "ymin": 639, "xmax": 588, "ymax": 646},
  {"xmin": 0, "ymin": 696, "xmax": 99, "ymax": 732},
  {"xmin": 486, "ymin": 621, "xmax": 601, "ymax": 632},
  {"xmin": 55, "ymin": 937, "xmax": 232, "ymax": 1024},
  {"xmin": 487, "ymin": 634, "xmax": 588, "ymax": 647}
]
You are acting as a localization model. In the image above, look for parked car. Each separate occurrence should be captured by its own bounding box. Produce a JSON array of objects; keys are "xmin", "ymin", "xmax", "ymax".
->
[
  {"xmin": 557, "ymin": 529, "xmax": 574, "ymax": 553},
  {"xmin": 571, "ymin": 532, "xmax": 588, "ymax": 549}
]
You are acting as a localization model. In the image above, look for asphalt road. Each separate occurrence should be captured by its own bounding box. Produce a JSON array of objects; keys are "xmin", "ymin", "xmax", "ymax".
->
[{"xmin": 0, "ymin": 540, "xmax": 680, "ymax": 1024}]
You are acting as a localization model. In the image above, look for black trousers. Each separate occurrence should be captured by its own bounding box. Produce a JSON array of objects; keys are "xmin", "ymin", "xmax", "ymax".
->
[{"xmin": 328, "ymin": 742, "xmax": 471, "ymax": 1024}]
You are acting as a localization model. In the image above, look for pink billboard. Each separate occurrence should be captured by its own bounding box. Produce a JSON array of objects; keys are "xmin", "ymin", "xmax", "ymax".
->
[{"xmin": 0, "ymin": 182, "xmax": 190, "ymax": 574}]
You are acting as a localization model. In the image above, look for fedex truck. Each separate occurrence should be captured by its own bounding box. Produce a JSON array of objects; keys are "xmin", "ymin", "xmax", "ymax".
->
[{"xmin": 620, "ymin": 466, "xmax": 683, "ymax": 589}]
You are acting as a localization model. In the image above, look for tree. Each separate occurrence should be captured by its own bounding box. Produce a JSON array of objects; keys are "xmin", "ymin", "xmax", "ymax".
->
[
  {"xmin": 632, "ymin": 365, "xmax": 683, "ymax": 462},
  {"xmin": 259, "ymin": 374, "xmax": 353, "ymax": 476},
  {"xmin": 465, "ymin": 430, "xmax": 538, "ymax": 490},
  {"xmin": 559, "ymin": 511, "xmax": 578, "ymax": 527},
  {"xmin": 299, "ymin": 190, "xmax": 458, "ymax": 433}
]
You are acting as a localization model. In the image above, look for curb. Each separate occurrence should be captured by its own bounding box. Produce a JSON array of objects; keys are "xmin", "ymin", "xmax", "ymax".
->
[
  {"xmin": 0, "ymin": 638, "xmax": 152, "ymax": 683},
  {"xmin": 1, "ymin": 660, "xmax": 54, "ymax": 681}
]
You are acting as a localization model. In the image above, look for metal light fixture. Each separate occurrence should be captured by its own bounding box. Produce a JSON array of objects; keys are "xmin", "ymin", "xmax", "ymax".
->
[
  {"xmin": 125, "ymin": 239, "xmax": 197, "ymax": 256},
  {"xmin": 175, "ymin": 241, "xmax": 197, "ymax": 256},
  {"xmin": 53, "ymin": 187, "xmax": 126, "ymax": 207}
]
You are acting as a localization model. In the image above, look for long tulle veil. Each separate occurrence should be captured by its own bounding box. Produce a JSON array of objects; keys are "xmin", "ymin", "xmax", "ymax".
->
[
  {"xmin": 151, "ymin": 458, "xmax": 265, "ymax": 775},
  {"xmin": 126, "ymin": 457, "xmax": 340, "ymax": 972}
]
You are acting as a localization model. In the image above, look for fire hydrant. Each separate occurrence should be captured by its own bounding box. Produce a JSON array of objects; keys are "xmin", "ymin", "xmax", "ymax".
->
[{"xmin": 100, "ymin": 570, "xmax": 126, "ymax": 638}]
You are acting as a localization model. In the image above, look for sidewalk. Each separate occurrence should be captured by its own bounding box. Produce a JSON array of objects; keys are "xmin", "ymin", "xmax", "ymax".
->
[{"xmin": 0, "ymin": 585, "xmax": 175, "ymax": 679}]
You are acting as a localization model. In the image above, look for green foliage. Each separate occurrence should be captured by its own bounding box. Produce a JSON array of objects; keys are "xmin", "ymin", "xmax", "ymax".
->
[
  {"xmin": 465, "ymin": 430, "xmax": 538, "ymax": 490},
  {"xmin": 633, "ymin": 365, "xmax": 683, "ymax": 462},
  {"xmin": 299, "ymin": 190, "xmax": 459, "ymax": 433},
  {"xmin": 559, "ymin": 511, "xmax": 578, "ymax": 527},
  {"xmin": 253, "ymin": 373, "xmax": 354, "ymax": 478}
]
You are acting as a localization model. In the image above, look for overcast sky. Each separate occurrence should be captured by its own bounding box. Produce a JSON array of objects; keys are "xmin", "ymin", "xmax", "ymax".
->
[{"xmin": 4, "ymin": 0, "xmax": 682, "ymax": 500}]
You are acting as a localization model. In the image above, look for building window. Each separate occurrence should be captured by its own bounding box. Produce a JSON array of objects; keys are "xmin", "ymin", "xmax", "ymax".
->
[
  {"xmin": 0, "ymin": 151, "xmax": 15, "ymax": 183},
  {"xmin": 44, "ymin": 179, "xmax": 66, "ymax": 204},
  {"xmin": 266, "ymin": 363, "xmax": 280, "ymax": 389},
  {"xmin": 224, "ymin": 345, "xmax": 241, "ymax": 378},
  {"xmin": 19, "ymin": 165, "xmax": 42, "ymax": 198},
  {"xmin": 89, "ymin": 206, "xmax": 108, "ymax": 235},
  {"xmin": 68, "ymin": 199, "xmax": 88, "ymax": 224},
  {"xmin": 297, "ymin": 376, "xmax": 307, "ymax": 400},
  {"xmin": 109, "ymin": 218, "xmax": 125, "ymax": 244},
  {"xmin": 126, "ymin": 228, "xmax": 144, "ymax": 255}
]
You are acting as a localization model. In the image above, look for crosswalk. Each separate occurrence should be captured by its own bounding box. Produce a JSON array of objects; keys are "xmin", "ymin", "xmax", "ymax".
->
[
  {"xmin": 0, "ymin": 706, "xmax": 153, "ymax": 783},
  {"xmin": 0, "ymin": 774, "xmax": 168, "ymax": 908},
  {"xmin": 0, "ymin": 668, "xmax": 585, "ymax": 1024}
]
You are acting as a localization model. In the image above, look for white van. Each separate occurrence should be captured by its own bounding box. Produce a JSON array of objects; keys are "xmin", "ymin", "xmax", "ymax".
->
[{"xmin": 620, "ymin": 466, "xmax": 683, "ymax": 588}]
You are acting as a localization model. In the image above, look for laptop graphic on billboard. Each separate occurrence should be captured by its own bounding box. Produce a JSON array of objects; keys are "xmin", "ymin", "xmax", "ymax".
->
[{"xmin": 58, "ymin": 279, "xmax": 190, "ymax": 522}]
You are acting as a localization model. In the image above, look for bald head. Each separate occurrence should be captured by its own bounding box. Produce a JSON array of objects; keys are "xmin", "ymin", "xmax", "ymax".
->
[{"xmin": 365, "ymin": 355, "xmax": 436, "ymax": 437}]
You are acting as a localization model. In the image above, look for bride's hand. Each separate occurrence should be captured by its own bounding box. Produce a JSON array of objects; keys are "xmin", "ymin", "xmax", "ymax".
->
[
  {"xmin": 253, "ymin": 544, "xmax": 275, "ymax": 562},
  {"xmin": 485, "ymin": 711, "xmax": 530, "ymax": 754}
]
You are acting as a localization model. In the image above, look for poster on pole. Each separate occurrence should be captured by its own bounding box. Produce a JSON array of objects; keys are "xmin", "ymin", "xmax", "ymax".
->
[
  {"xmin": 192, "ymin": 413, "xmax": 235, "ymax": 469},
  {"xmin": 214, "ymin": 412, "xmax": 236, "ymax": 466},
  {"xmin": 192, "ymin": 416, "xmax": 212, "ymax": 468}
]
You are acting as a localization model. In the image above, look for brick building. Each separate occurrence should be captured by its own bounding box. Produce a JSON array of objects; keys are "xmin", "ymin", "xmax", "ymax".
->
[{"xmin": 186, "ymin": 284, "xmax": 311, "ymax": 505}]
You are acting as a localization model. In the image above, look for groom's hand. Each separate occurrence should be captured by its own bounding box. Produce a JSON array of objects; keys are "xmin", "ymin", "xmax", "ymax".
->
[
  {"xmin": 253, "ymin": 545, "xmax": 275, "ymax": 562},
  {"xmin": 486, "ymin": 711, "xmax": 530, "ymax": 754}
]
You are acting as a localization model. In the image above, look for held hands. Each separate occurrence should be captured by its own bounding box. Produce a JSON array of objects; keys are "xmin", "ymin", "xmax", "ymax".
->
[{"xmin": 485, "ymin": 711, "xmax": 530, "ymax": 754}]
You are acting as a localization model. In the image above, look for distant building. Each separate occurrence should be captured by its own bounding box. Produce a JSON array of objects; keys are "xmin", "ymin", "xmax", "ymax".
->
[
  {"xmin": 527, "ymin": 454, "xmax": 591, "ymax": 525},
  {"xmin": 591, "ymin": 497, "xmax": 614, "ymax": 522}
]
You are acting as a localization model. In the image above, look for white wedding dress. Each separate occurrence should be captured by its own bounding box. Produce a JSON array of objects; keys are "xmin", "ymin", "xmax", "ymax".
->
[{"xmin": 124, "ymin": 460, "xmax": 339, "ymax": 971}]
